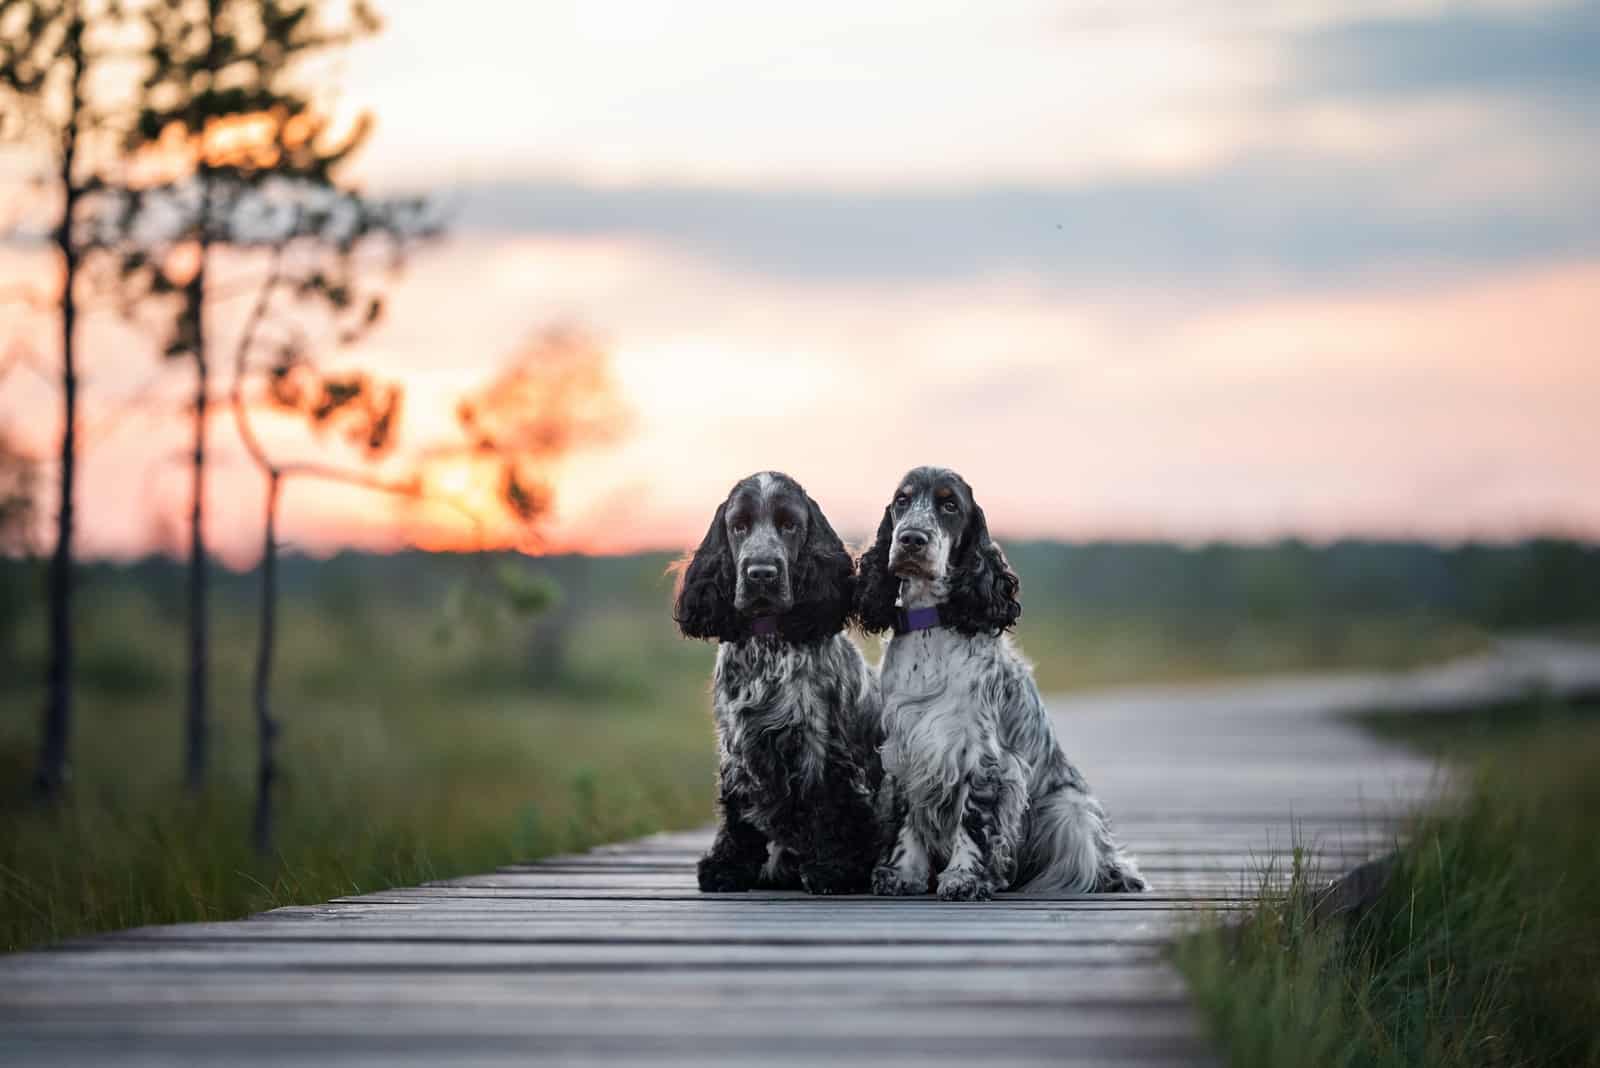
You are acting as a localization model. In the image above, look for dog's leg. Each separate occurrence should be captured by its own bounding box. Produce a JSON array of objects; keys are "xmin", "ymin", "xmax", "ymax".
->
[
  {"xmin": 936, "ymin": 751, "xmax": 1024, "ymax": 902},
  {"xmin": 873, "ymin": 822, "xmax": 932, "ymax": 896},
  {"xmin": 988, "ymin": 753, "xmax": 1030, "ymax": 889},
  {"xmin": 871, "ymin": 776, "xmax": 932, "ymax": 895},
  {"xmin": 697, "ymin": 790, "xmax": 768, "ymax": 893},
  {"xmin": 759, "ymin": 842, "xmax": 803, "ymax": 890},
  {"xmin": 797, "ymin": 765, "xmax": 879, "ymax": 895}
]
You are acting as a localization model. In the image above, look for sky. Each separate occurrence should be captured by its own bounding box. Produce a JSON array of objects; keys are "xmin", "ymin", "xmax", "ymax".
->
[{"xmin": 3, "ymin": 0, "xmax": 1599, "ymax": 561}]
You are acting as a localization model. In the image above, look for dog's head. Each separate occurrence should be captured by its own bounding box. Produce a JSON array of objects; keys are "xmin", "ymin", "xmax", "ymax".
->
[
  {"xmin": 673, "ymin": 471, "xmax": 854, "ymax": 643},
  {"xmin": 854, "ymin": 466, "xmax": 1021, "ymax": 636}
]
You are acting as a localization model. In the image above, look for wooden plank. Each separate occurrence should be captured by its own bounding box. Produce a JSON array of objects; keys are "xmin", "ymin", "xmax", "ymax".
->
[
  {"xmin": 508, "ymin": 842, "xmax": 1397, "ymax": 868},
  {"xmin": 0, "ymin": 963, "xmax": 1190, "ymax": 1002},
  {"xmin": 0, "ymin": 1033, "xmax": 1218, "ymax": 1068},
  {"xmin": 0, "ymin": 942, "xmax": 1178, "ymax": 972},
  {"xmin": 0, "ymin": 1002, "xmax": 1202, "ymax": 1038},
  {"xmin": 55, "ymin": 918, "xmax": 1186, "ymax": 948},
  {"xmin": 326, "ymin": 889, "xmax": 1252, "ymax": 908}
]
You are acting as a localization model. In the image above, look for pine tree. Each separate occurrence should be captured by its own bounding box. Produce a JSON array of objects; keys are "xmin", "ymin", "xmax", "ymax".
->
[
  {"xmin": 1, "ymin": 0, "xmax": 132, "ymax": 798},
  {"xmin": 114, "ymin": 0, "xmax": 394, "ymax": 791}
]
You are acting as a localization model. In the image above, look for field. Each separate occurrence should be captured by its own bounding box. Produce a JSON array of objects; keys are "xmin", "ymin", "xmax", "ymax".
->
[
  {"xmin": 2, "ymin": 538, "xmax": 1594, "ymax": 952},
  {"xmin": 1176, "ymin": 696, "xmax": 1600, "ymax": 1068}
]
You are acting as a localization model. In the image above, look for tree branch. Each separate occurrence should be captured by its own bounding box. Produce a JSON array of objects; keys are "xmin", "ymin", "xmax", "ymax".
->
[{"xmin": 224, "ymin": 239, "xmax": 483, "ymax": 550}]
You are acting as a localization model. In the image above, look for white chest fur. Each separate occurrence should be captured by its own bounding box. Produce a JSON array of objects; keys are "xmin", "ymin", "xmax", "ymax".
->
[{"xmin": 879, "ymin": 628, "xmax": 997, "ymax": 835}]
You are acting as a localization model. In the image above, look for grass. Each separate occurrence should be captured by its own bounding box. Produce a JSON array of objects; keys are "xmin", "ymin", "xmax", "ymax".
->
[
  {"xmin": 1175, "ymin": 697, "xmax": 1600, "ymax": 1068},
  {"xmin": 0, "ymin": 564, "xmax": 719, "ymax": 952},
  {"xmin": 0, "ymin": 550, "xmax": 1504, "ymax": 953}
]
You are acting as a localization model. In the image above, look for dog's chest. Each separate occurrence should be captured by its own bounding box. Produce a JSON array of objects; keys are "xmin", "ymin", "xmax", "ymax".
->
[
  {"xmin": 713, "ymin": 641, "xmax": 834, "ymax": 791},
  {"xmin": 880, "ymin": 630, "xmax": 991, "ymax": 809}
]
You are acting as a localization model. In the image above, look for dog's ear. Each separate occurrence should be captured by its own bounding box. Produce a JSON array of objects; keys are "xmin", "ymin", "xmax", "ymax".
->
[
  {"xmin": 852, "ymin": 505, "xmax": 900, "ymax": 634},
  {"xmin": 673, "ymin": 501, "xmax": 738, "ymax": 641},
  {"xmin": 944, "ymin": 501, "xmax": 1021, "ymax": 636},
  {"xmin": 785, "ymin": 493, "xmax": 854, "ymax": 642}
]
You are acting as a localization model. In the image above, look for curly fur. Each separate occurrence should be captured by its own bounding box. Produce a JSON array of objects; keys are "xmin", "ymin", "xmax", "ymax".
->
[
  {"xmin": 855, "ymin": 493, "xmax": 1020, "ymax": 638},
  {"xmin": 674, "ymin": 472, "xmax": 882, "ymax": 894},
  {"xmin": 674, "ymin": 496, "xmax": 855, "ymax": 647},
  {"xmin": 855, "ymin": 466, "xmax": 1146, "ymax": 900}
]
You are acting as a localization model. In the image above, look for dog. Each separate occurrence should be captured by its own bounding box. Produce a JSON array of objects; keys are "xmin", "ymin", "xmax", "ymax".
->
[
  {"xmin": 855, "ymin": 466, "xmax": 1146, "ymax": 901},
  {"xmin": 674, "ymin": 472, "xmax": 882, "ymax": 894}
]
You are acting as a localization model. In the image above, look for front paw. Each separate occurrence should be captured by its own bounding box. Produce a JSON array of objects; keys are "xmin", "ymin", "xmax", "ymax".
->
[
  {"xmin": 872, "ymin": 864, "xmax": 927, "ymax": 897},
  {"xmin": 698, "ymin": 855, "xmax": 758, "ymax": 893},
  {"xmin": 800, "ymin": 862, "xmax": 867, "ymax": 896},
  {"xmin": 937, "ymin": 869, "xmax": 994, "ymax": 902}
]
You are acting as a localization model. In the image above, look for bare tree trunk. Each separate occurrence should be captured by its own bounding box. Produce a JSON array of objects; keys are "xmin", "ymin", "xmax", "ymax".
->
[
  {"xmin": 252, "ymin": 471, "xmax": 281, "ymax": 854},
  {"xmin": 182, "ymin": 0, "xmax": 223, "ymax": 795},
  {"xmin": 35, "ymin": 6, "xmax": 85, "ymax": 802},
  {"xmin": 183, "ymin": 275, "xmax": 209, "ymax": 794}
]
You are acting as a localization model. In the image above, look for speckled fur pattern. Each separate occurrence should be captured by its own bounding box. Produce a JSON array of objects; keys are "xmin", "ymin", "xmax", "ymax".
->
[
  {"xmin": 703, "ymin": 633, "xmax": 883, "ymax": 894},
  {"xmin": 674, "ymin": 472, "xmax": 884, "ymax": 895},
  {"xmin": 857, "ymin": 467, "xmax": 1147, "ymax": 900}
]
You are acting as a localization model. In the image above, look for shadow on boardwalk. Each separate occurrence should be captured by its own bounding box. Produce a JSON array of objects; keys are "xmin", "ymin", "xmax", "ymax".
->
[{"xmin": 3, "ymin": 640, "xmax": 1597, "ymax": 1067}]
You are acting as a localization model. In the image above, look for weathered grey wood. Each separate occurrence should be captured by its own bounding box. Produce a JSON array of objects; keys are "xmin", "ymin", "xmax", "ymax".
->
[
  {"xmin": 4, "ymin": 639, "xmax": 1592, "ymax": 1067},
  {"xmin": 0, "ymin": 963, "xmax": 1194, "ymax": 1001}
]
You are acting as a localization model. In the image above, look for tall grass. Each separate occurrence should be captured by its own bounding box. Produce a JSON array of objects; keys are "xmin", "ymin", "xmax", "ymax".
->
[
  {"xmin": 1175, "ymin": 704, "xmax": 1600, "ymax": 1068},
  {"xmin": 0, "ymin": 563, "xmax": 719, "ymax": 951}
]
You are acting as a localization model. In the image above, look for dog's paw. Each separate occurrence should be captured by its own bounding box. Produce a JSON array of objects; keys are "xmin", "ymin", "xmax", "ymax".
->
[
  {"xmin": 872, "ymin": 864, "xmax": 927, "ymax": 897},
  {"xmin": 1097, "ymin": 859, "xmax": 1150, "ymax": 893},
  {"xmin": 697, "ymin": 856, "xmax": 756, "ymax": 893},
  {"xmin": 800, "ymin": 864, "xmax": 866, "ymax": 896},
  {"xmin": 936, "ymin": 869, "xmax": 994, "ymax": 902}
]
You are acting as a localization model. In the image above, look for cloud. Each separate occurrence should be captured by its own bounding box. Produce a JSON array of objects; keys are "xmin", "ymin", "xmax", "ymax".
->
[
  {"xmin": 389, "ymin": 2, "xmax": 1600, "ymax": 292},
  {"xmin": 445, "ymin": 145, "xmax": 1600, "ymax": 288},
  {"xmin": 1289, "ymin": 1, "xmax": 1600, "ymax": 103}
]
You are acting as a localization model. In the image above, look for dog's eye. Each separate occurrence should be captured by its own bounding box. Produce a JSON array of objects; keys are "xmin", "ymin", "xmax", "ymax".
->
[
  {"xmin": 780, "ymin": 519, "xmax": 799, "ymax": 535},
  {"xmin": 940, "ymin": 499, "xmax": 959, "ymax": 515},
  {"xmin": 731, "ymin": 521, "xmax": 749, "ymax": 536},
  {"xmin": 893, "ymin": 495, "xmax": 909, "ymax": 509}
]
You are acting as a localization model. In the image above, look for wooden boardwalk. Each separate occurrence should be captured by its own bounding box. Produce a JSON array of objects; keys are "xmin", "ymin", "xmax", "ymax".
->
[{"xmin": 4, "ymin": 641, "xmax": 1597, "ymax": 1067}]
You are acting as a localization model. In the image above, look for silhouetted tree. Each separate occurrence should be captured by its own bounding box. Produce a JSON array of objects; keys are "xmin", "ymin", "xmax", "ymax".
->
[
  {"xmin": 443, "ymin": 327, "xmax": 632, "ymax": 537},
  {"xmin": 1, "ymin": 0, "xmax": 133, "ymax": 798},
  {"xmin": 423, "ymin": 328, "xmax": 631, "ymax": 679},
  {"xmin": 227, "ymin": 207, "xmax": 425, "ymax": 853},
  {"xmin": 114, "ymin": 0, "xmax": 390, "ymax": 792}
]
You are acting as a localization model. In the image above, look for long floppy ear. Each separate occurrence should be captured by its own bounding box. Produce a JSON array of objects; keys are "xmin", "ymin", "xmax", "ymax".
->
[
  {"xmin": 852, "ymin": 505, "xmax": 900, "ymax": 634},
  {"xmin": 784, "ymin": 494, "xmax": 854, "ymax": 643},
  {"xmin": 943, "ymin": 502, "xmax": 1022, "ymax": 636},
  {"xmin": 673, "ymin": 502, "xmax": 738, "ymax": 641}
]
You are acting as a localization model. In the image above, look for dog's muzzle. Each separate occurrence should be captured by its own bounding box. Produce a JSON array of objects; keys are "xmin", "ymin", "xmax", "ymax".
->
[
  {"xmin": 889, "ymin": 526, "xmax": 935, "ymax": 576},
  {"xmin": 736, "ymin": 555, "xmax": 791, "ymax": 611}
]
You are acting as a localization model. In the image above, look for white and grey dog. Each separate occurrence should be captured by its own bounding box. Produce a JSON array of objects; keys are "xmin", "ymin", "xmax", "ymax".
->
[
  {"xmin": 675, "ymin": 472, "xmax": 883, "ymax": 895},
  {"xmin": 855, "ymin": 467, "xmax": 1146, "ymax": 901}
]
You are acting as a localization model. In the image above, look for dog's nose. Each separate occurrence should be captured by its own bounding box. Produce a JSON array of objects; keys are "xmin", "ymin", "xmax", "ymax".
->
[
  {"xmin": 897, "ymin": 529, "xmax": 930, "ymax": 552},
  {"xmin": 744, "ymin": 560, "xmax": 780, "ymax": 584}
]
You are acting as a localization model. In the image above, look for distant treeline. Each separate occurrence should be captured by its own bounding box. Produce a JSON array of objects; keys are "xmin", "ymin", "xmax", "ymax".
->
[
  {"xmin": 5, "ymin": 538, "xmax": 1599, "ymax": 639},
  {"xmin": 1002, "ymin": 538, "xmax": 1600, "ymax": 628}
]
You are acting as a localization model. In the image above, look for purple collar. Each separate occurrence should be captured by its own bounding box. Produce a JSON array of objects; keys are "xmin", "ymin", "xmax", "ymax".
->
[
  {"xmin": 747, "ymin": 615, "xmax": 782, "ymax": 637},
  {"xmin": 895, "ymin": 605, "xmax": 944, "ymax": 634}
]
